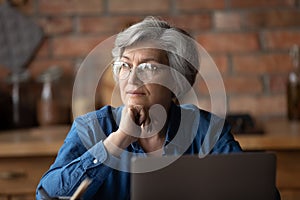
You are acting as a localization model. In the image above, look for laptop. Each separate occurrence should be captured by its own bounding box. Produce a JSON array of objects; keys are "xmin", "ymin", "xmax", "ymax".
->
[{"xmin": 131, "ymin": 152, "xmax": 277, "ymax": 200}]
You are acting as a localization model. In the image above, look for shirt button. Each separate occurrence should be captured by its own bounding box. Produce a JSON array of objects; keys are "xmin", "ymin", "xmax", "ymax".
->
[{"xmin": 93, "ymin": 159, "xmax": 98, "ymax": 164}]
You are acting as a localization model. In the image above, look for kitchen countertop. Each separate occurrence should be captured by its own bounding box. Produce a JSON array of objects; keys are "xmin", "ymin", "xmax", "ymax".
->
[
  {"xmin": 235, "ymin": 119, "xmax": 300, "ymax": 150},
  {"xmin": 0, "ymin": 125, "xmax": 69, "ymax": 157},
  {"xmin": 0, "ymin": 119, "xmax": 300, "ymax": 157}
]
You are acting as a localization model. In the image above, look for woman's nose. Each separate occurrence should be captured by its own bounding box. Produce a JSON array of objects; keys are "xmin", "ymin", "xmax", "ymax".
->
[{"xmin": 127, "ymin": 67, "xmax": 143, "ymax": 85}]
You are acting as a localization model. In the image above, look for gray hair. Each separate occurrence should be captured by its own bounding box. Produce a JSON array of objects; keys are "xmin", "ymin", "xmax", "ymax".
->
[{"xmin": 112, "ymin": 16, "xmax": 199, "ymax": 97}]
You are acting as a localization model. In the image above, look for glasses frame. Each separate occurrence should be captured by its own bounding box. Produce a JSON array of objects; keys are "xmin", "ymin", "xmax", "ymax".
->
[{"xmin": 112, "ymin": 61, "xmax": 168, "ymax": 82}]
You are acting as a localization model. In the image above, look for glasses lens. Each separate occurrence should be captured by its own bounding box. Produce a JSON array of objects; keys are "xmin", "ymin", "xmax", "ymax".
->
[
  {"xmin": 113, "ymin": 62, "xmax": 164, "ymax": 81},
  {"xmin": 137, "ymin": 63, "xmax": 157, "ymax": 81},
  {"xmin": 112, "ymin": 62, "xmax": 121, "ymax": 75},
  {"xmin": 113, "ymin": 61, "xmax": 130, "ymax": 79}
]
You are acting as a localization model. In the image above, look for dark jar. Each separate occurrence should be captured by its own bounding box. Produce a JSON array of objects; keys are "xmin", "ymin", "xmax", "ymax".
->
[
  {"xmin": 36, "ymin": 66, "xmax": 67, "ymax": 126},
  {"xmin": 287, "ymin": 73, "xmax": 300, "ymax": 120},
  {"xmin": 287, "ymin": 45, "xmax": 300, "ymax": 120},
  {"xmin": 3, "ymin": 71, "xmax": 38, "ymax": 129},
  {"xmin": 37, "ymin": 80, "xmax": 62, "ymax": 126}
]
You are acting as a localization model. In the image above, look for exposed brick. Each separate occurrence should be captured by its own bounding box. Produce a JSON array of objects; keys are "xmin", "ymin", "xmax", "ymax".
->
[
  {"xmin": 269, "ymin": 74, "xmax": 289, "ymax": 94},
  {"xmin": 164, "ymin": 14, "xmax": 212, "ymax": 32},
  {"xmin": 28, "ymin": 58, "xmax": 74, "ymax": 78},
  {"xmin": 230, "ymin": 0, "xmax": 295, "ymax": 8},
  {"xmin": 197, "ymin": 33, "xmax": 259, "ymax": 53},
  {"xmin": 35, "ymin": 39, "xmax": 50, "ymax": 58},
  {"xmin": 232, "ymin": 53, "xmax": 293, "ymax": 75},
  {"xmin": 79, "ymin": 16, "xmax": 142, "ymax": 34},
  {"xmin": 263, "ymin": 30, "xmax": 300, "ymax": 50},
  {"xmin": 214, "ymin": 12, "xmax": 242, "ymax": 30},
  {"xmin": 176, "ymin": 0, "xmax": 226, "ymax": 11},
  {"xmin": 108, "ymin": 0, "xmax": 170, "ymax": 13},
  {"xmin": 12, "ymin": 0, "xmax": 35, "ymax": 15},
  {"xmin": 52, "ymin": 36, "xmax": 106, "ymax": 57},
  {"xmin": 211, "ymin": 54, "xmax": 229, "ymax": 74},
  {"xmin": 198, "ymin": 54, "xmax": 229, "ymax": 75},
  {"xmin": 195, "ymin": 76, "xmax": 222, "ymax": 96},
  {"xmin": 38, "ymin": 17, "xmax": 73, "ymax": 35},
  {"xmin": 229, "ymin": 95, "xmax": 286, "ymax": 117},
  {"xmin": 184, "ymin": 91, "xmax": 227, "ymax": 116},
  {"xmin": 244, "ymin": 10, "xmax": 300, "ymax": 29},
  {"xmin": 38, "ymin": 0, "xmax": 103, "ymax": 15},
  {"xmin": 225, "ymin": 76, "xmax": 263, "ymax": 94},
  {"xmin": 196, "ymin": 76, "xmax": 263, "ymax": 95}
]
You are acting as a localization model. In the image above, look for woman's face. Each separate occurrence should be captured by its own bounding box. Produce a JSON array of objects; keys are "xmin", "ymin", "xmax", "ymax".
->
[{"xmin": 118, "ymin": 47, "xmax": 173, "ymax": 110}]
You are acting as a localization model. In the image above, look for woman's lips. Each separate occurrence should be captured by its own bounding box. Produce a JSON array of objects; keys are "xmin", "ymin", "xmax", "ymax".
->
[{"xmin": 126, "ymin": 90, "xmax": 146, "ymax": 96}]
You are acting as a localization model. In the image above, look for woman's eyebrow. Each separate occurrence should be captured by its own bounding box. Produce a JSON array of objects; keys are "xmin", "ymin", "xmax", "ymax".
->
[
  {"xmin": 121, "ymin": 56, "xmax": 161, "ymax": 63},
  {"xmin": 121, "ymin": 55, "xmax": 130, "ymax": 60},
  {"xmin": 139, "ymin": 58, "xmax": 161, "ymax": 63}
]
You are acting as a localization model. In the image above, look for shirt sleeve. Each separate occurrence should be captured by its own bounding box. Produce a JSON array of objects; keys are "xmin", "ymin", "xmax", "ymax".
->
[
  {"xmin": 196, "ymin": 108, "xmax": 243, "ymax": 155},
  {"xmin": 211, "ymin": 121, "xmax": 243, "ymax": 153},
  {"xmin": 35, "ymin": 121, "xmax": 118, "ymax": 199}
]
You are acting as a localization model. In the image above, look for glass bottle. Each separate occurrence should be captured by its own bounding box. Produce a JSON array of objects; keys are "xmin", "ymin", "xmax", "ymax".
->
[
  {"xmin": 36, "ymin": 66, "xmax": 63, "ymax": 126},
  {"xmin": 287, "ymin": 45, "xmax": 300, "ymax": 120},
  {"xmin": 5, "ymin": 70, "xmax": 37, "ymax": 129}
]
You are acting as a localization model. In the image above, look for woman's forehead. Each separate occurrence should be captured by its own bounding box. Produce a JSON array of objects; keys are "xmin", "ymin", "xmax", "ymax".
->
[{"xmin": 122, "ymin": 47, "xmax": 168, "ymax": 64}]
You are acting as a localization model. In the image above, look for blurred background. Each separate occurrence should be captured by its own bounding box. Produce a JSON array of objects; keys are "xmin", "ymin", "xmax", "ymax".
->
[
  {"xmin": 0, "ymin": 1, "xmax": 300, "ymax": 199},
  {"xmin": 0, "ymin": 0, "xmax": 300, "ymax": 130},
  {"xmin": 1, "ymin": 0, "xmax": 300, "ymax": 130}
]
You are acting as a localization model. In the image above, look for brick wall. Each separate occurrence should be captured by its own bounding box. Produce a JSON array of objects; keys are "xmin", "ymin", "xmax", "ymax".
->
[{"xmin": 1, "ymin": 0, "xmax": 300, "ymax": 126}]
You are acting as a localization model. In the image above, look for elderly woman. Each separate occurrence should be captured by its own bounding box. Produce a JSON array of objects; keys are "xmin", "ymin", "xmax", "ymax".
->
[{"xmin": 36, "ymin": 17, "xmax": 243, "ymax": 199}]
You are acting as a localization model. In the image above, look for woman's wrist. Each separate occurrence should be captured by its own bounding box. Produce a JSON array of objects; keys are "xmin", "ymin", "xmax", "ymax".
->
[{"xmin": 103, "ymin": 130, "xmax": 136, "ymax": 157}]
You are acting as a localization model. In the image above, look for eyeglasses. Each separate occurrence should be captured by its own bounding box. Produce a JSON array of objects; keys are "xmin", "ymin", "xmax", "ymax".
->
[{"xmin": 112, "ymin": 61, "xmax": 167, "ymax": 82}]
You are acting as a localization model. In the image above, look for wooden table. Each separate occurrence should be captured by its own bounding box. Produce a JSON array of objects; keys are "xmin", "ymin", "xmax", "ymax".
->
[
  {"xmin": 235, "ymin": 119, "xmax": 300, "ymax": 200},
  {"xmin": 235, "ymin": 119, "xmax": 300, "ymax": 150},
  {"xmin": 0, "ymin": 126, "xmax": 69, "ymax": 200}
]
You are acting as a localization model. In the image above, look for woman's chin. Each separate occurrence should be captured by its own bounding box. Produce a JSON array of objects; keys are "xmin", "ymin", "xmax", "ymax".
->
[{"xmin": 126, "ymin": 97, "xmax": 148, "ymax": 106}]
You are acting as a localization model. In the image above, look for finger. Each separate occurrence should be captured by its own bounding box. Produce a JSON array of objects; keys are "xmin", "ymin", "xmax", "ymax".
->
[
  {"xmin": 120, "ymin": 106, "xmax": 142, "ymax": 137},
  {"xmin": 131, "ymin": 105, "xmax": 147, "ymax": 125},
  {"xmin": 139, "ymin": 107, "xmax": 147, "ymax": 125},
  {"xmin": 129, "ymin": 106, "xmax": 139, "ymax": 124},
  {"xmin": 140, "ymin": 104, "xmax": 167, "ymax": 138}
]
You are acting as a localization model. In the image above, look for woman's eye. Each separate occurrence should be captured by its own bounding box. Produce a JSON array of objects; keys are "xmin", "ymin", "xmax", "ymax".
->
[
  {"xmin": 140, "ymin": 63, "xmax": 155, "ymax": 71},
  {"xmin": 121, "ymin": 63, "xmax": 130, "ymax": 69}
]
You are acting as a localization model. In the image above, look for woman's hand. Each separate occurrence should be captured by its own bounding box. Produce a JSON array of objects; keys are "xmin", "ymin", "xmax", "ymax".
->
[
  {"xmin": 119, "ymin": 105, "xmax": 149, "ymax": 137},
  {"xmin": 104, "ymin": 104, "xmax": 167, "ymax": 156},
  {"xmin": 120, "ymin": 104, "xmax": 167, "ymax": 139}
]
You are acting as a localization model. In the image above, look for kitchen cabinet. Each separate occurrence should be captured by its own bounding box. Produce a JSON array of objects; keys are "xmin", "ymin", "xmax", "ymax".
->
[{"xmin": 0, "ymin": 126, "xmax": 69, "ymax": 200}]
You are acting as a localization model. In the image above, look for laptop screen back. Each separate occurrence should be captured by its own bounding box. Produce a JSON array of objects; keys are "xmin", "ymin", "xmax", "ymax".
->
[{"xmin": 131, "ymin": 152, "xmax": 276, "ymax": 200}]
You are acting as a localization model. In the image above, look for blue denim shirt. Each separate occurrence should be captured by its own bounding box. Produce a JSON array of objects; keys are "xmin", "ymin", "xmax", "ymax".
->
[{"xmin": 36, "ymin": 103, "xmax": 243, "ymax": 200}]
